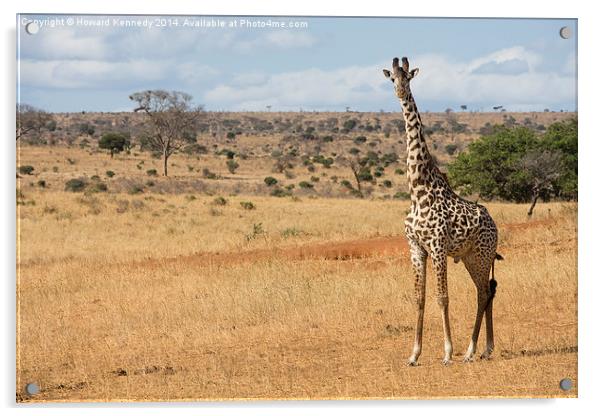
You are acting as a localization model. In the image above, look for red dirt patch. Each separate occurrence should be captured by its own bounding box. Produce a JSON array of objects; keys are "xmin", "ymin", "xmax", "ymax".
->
[
  {"xmin": 131, "ymin": 218, "xmax": 559, "ymax": 270},
  {"xmin": 154, "ymin": 236, "xmax": 410, "ymax": 270}
]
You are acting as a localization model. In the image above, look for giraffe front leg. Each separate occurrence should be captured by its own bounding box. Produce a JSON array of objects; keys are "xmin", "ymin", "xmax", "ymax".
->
[
  {"xmin": 407, "ymin": 240, "xmax": 427, "ymax": 366},
  {"xmin": 432, "ymin": 251, "xmax": 453, "ymax": 365}
]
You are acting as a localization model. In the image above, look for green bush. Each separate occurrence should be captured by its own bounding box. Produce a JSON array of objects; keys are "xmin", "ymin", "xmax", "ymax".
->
[
  {"xmin": 240, "ymin": 201, "xmax": 255, "ymax": 210},
  {"xmin": 106, "ymin": 170, "xmax": 115, "ymax": 178},
  {"xmin": 212, "ymin": 196, "xmax": 227, "ymax": 206},
  {"xmin": 354, "ymin": 136, "xmax": 367, "ymax": 144},
  {"xmin": 202, "ymin": 168, "xmax": 217, "ymax": 179},
  {"xmin": 445, "ymin": 144, "xmax": 458, "ymax": 155},
  {"xmin": 89, "ymin": 182, "xmax": 108, "ymax": 193},
  {"xmin": 99, "ymin": 132, "xmax": 130, "ymax": 157},
  {"xmin": 382, "ymin": 180, "xmax": 393, "ymax": 188},
  {"xmin": 226, "ymin": 160, "xmax": 239, "ymax": 174},
  {"xmin": 65, "ymin": 178, "xmax": 86, "ymax": 192},
  {"xmin": 298, "ymin": 181, "xmax": 314, "ymax": 189},
  {"xmin": 128, "ymin": 185, "xmax": 144, "ymax": 195},
  {"xmin": 270, "ymin": 188, "xmax": 291, "ymax": 197},
  {"xmin": 37, "ymin": 180, "xmax": 46, "ymax": 188},
  {"xmin": 18, "ymin": 165, "xmax": 34, "ymax": 175},
  {"xmin": 146, "ymin": 169, "xmax": 158, "ymax": 177},
  {"xmin": 264, "ymin": 176, "xmax": 278, "ymax": 186},
  {"xmin": 393, "ymin": 191, "xmax": 410, "ymax": 200}
]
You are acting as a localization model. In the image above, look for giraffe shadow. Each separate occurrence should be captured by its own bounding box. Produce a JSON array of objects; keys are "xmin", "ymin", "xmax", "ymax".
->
[{"xmin": 499, "ymin": 345, "xmax": 577, "ymax": 360}]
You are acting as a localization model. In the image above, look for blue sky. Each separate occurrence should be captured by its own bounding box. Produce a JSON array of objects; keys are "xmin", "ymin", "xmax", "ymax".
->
[{"xmin": 17, "ymin": 15, "xmax": 577, "ymax": 112}]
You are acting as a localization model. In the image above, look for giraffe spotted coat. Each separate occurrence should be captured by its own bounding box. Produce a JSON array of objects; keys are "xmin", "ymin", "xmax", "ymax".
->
[{"xmin": 383, "ymin": 57, "xmax": 501, "ymax": 365}]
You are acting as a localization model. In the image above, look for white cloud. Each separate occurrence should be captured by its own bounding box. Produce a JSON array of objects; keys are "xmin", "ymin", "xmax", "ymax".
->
[
  {"xmin": 19, "ymin": 59, "xmax": 170, "ymax": 89},
  {"xmin": 21, "ymin": 27, "xmax": 108, "ymax": 60},
  {"xmin": 204, "ymin": 65, "xmax": 388, "ymax": 111},
  {"xmin": 203, "ymin": 47, "xmax": 575, "ymax": 111}
]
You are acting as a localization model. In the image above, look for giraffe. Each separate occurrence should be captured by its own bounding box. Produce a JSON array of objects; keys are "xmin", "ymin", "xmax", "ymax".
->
[{"xmin": 382, "ymin": 57, "xmax": 502, "ymax": 365}]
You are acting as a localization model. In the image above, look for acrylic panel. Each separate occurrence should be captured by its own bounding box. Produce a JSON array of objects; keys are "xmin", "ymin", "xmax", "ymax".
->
[{"xmin": 16, "ymin": 14, "xmax": 578, "ymax": 401}]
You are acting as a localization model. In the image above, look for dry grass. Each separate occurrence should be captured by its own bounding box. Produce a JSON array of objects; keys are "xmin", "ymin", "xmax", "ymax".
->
[{"xmin": 17, "ymin": 185, "xmax": 577, "ymax": 400}]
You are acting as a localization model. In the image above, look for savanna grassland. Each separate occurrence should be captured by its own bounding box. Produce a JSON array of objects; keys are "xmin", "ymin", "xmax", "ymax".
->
[{"xmin": 16, "ymin": 111, "xmax": 577, "ymax": 401}]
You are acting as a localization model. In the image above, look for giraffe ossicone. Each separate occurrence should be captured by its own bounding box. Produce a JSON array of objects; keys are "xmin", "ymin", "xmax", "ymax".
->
[{"xmin": 383, "ymin": 57, "xmax": 502, "ymax": 366}]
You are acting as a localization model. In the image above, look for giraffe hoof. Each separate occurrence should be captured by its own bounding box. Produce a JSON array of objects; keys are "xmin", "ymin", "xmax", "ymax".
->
[
  {"xmin": 442, "ymin": 358, "xmax": 453, "ymax": 366},
  {"xmin": 480, "ymin": 352, "xmax": 492, "ymax": 361},
  {"xmin": 407, "ymin": 357, "xmax": 419, "ymax": 367}
]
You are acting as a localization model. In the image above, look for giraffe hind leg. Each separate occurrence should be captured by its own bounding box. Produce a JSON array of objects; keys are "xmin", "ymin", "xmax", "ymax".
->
[{"xmin": 461, "ymin": 251, "xmax": 492, "ymax": 362}]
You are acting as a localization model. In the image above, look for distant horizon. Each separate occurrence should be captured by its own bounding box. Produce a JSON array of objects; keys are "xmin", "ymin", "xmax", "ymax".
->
[
  {"xmin": 17, "ymin": 15, "xmax": 577, "ymax": 113},
  {"xmin": 35, "ymin": 109, "xmax": 579, "ymax": 115}
]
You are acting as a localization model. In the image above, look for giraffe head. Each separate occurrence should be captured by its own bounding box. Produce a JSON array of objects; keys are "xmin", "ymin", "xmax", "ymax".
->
[{"xmin": 382, "ymin": 57, "xmax": 419, "ymax": 100}]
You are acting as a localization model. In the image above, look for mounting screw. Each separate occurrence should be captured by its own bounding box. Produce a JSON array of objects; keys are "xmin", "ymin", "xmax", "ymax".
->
[
  {"xmin": 25, "ymin": 22, "xmax": 40, "ymax": 35},
  {"xmin": 559, "ymin": 26, "xmax": 571, "ymax": 39},
  {"xmin": 559, "ymin": 378, "xmax": 573, "ymax": 391},
  {"xmin": 25, "ymin": 383, "xmax": 40, "ymax": 395}
]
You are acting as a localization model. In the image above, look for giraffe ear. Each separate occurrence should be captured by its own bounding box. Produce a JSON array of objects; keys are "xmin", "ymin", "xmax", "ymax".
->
[
  {"xmin": 408, "ymin": 68, "xmax": 419, "ymax": 79},
  {"xmin": 383, "ymin": 69, "xmax": 393, "ymax": 79}
]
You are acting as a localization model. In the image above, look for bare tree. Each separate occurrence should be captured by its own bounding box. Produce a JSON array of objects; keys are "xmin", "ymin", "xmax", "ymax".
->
[
  {"xmin": 444, "ymin": 108, "xmax": 459, "ymax": 141},
  {"xmin": 519, "ymin": 150, "xmax": 563, "ymax": 216},
  {"xmin": 16, "ymin": 104, "xmax": 53, "ymax": 141},
  {"xmin": 130, "ymin": 90, "xmax": 203, "ymax": 176},
  {"xmin": 336, "ymin": 154, "xmax": 372, "ymax": 198}
]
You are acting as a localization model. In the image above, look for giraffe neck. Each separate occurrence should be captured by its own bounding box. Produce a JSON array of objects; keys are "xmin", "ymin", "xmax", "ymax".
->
[{"xmin": 398, "ymin": 92, "xmax": 433, "ymax": 189}]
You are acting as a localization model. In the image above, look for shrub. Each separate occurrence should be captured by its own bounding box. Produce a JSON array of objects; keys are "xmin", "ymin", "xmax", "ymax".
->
[
  {"xmin": 91, "ymin": 175, "xmax": 101, "ymax": 181},
  {"xmin": 354, "ymin": 136, "xmax": 367, "ymax": 144},
  {"xmin": 340, "ymin": 179, "xmax": 353, "ymax": 189},
  {"xmin": 183, "ymin": 143, "xmax": 208, "ymax": 155},
  {"xmin": 299, "ymin": 181, "xmax": 314, "ymax": 189},
  {"xmin": 393, "ymin": 191, "xmax": 410, "ymax": 200},
  {"xmin": 37, "ymin": 180, "xmax": 46, "ymax": 188},
  {"xmin": 202, "ymin": 168, "xmax": 217, "ymax": 179},
  {"xmin": 18, "ymin": 165, "xmax": 34, "ymax": 175},
  {"xmin": 245, "ymin": 223, "xmax": 264, "ymax": 241},
  {"xmin": 99, "ymin": 132, "xmax": 130, "ymax": 158},
  {"xmin": 128, "ymin": 185, "xmax": 144, "ymax": 195},
  {"xmin": 270, "ymin": 188, "xmax": 291, "ymax": 197},
  {"xmin": 281, "ymin": 227, "xmax": 304, "ymax": 238},
  {"xmin": 212, "ymin": 196, "xmax": 227, "ymax": 206},
  {"xmin": 226, "ymin": 160, "xmax": 239, "ymax": 174},
  {"xmin": 146, "ymin": 169, "xmax": 158, "ymax": 176},
  {"xmin": 226, "ymin": 131, "xmax": 236, "ymax": 139},
  {"xmin": 382, "ymin": 180, "xmax": 393, "ymax": 188},
  {"xmin": 106, "ymin": 170, "xmax": 115, "ymax": 178},
  {"xmin": 343, "ymin": 119, "xmax": 357, "ymax": 131},
  {"xmin": 394, "ymin": 168, "xmax": 405, "ymax": 175},
  {"xmin": 264, "ymin": 176, "xmax": 278, "ymax": 186},
  {"xmin": 89, "ymin": 182, "xmax": 108, "ymax": 193},
  {"xmin": 240, "ymin": 201, "xmax": 255, "ymax": 210},
  {"xmin": 65, "ymin": 178, "xmax": 86, "ymax": 192},
  {"xmin": 445, "ymin": 144, "xmax": 458, "ymax": 155},
  {"xmin": 310, "ymin": 176, "xmax": 320, "ymax": 182}
]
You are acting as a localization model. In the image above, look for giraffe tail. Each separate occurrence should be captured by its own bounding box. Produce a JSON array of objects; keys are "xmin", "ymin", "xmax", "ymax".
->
[{"xmin": 485, "ymin": 253, "xmax": 503, "ymax": 309}]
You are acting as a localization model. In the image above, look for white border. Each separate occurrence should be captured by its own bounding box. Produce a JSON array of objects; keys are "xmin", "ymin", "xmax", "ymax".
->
[{"xmin": 3, "ymin": 1, "xmax": 600, "ymax": 415}]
